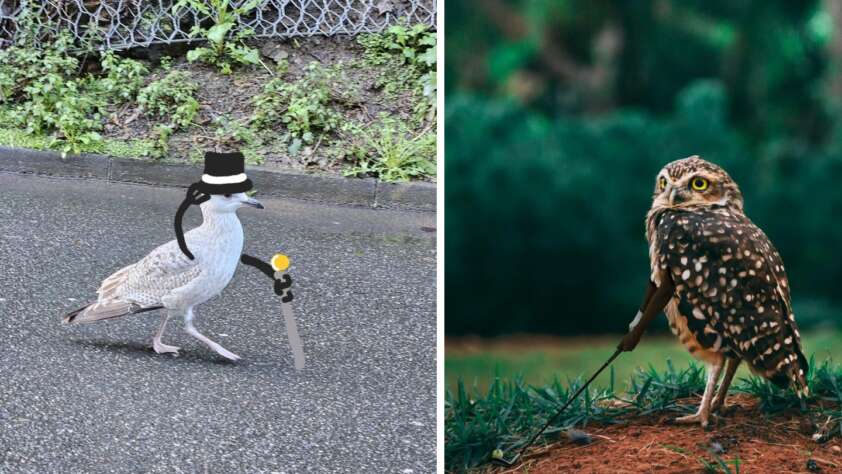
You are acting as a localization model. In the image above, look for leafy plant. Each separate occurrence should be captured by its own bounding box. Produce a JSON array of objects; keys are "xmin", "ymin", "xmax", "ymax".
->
[
  {"xmin": 359, "ymin": 23, "xmax": 436, "ymax": 70},
  {"xmin": 342, "ymin": 115, "xmax": 435, "ymax": 182},
  {"xmin": 0, "ymin": 32, "xmax": 107, "ymax": 157},
  {"xmin": 136, "ymin": 70, "xmax": 200, "ymax": 158},
  {"xmin": 137, "ymin": 70, "xmax": 199, "ymax": 128},
  {"xmin": 97, "ymin": 51, "xmax": 149, "ymax": 101},
  {"xmin": 358, "ymin": 23, "xmax": 437, "ymax": 122},
  {"xmin": 251, "ymin": 62, "xmax": 344, "ymax": 143},
  {"xmin": 0, "ymin": 24, "xmax": 156, "ymax": 158},
  {"xmin": 149, "ymin": 124, "xmax": 175, "ymax": 159},
  {"xmin": 203, "ymin": 114, "xmax": 263, "ymax": 164},
  {"xmin": 173, "ymin": 0, "xmax": 265, "ymax": 74}
]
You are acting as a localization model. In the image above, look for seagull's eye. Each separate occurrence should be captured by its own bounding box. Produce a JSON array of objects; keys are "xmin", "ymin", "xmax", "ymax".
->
[
  {"xmin": 691, "ymin": 177, "xmax": 709, "ymax": 191},
  {"xmin": 658, "ymin": 177, "xmax": 667, "ymax": 191},
  {"xmin": 224, "ymin": 194, "xmax": 232, "ymax": 198}
]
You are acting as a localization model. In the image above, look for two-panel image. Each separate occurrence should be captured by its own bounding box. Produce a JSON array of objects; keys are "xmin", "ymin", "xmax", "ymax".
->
[{"xmin": 1, "ymin": 1, "xmax": 840, "ymax": 473}]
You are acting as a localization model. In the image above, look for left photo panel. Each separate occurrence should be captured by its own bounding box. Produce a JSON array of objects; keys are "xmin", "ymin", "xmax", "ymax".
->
[{"xmin": 0, "ymin": 1, "xmax": 438, "ymax": 472}]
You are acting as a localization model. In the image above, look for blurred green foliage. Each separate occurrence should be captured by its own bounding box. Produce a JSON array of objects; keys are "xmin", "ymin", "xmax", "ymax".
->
[
  {"xmin": 446, "ymin": 331, "xmax": 842, "ymax": 393},
  {"xmin": 446, "ymin": 0, "xmax": 842, "ymax": 336}
]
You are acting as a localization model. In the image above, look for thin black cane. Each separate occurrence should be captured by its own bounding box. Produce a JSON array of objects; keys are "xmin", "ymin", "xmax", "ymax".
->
[{"xmin": 494, "ymin": 348, "xmax": 622, "ymax": 467}]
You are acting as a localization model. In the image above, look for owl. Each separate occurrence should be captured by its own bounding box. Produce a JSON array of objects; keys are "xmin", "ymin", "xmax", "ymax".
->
[{"xmin": 620, "ymin": 155, "xmax": 808, "ymax": 428}]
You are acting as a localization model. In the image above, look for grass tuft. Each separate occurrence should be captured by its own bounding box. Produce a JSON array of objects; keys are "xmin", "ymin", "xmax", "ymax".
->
[{"xmin": 445, "ymin": 356, "xmax": 842, "ymax": 472}]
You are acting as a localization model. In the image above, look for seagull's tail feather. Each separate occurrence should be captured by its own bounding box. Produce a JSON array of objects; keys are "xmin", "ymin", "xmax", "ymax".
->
[{"xmin": 62, "ymin": 301, "xmax": 163, "ymax": 324}]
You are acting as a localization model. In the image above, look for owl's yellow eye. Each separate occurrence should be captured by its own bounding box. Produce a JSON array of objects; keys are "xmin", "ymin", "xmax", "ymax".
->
[
  {"xmin": 691, "ymin": 177, "xmax": 709, "ymax": 191},
  {"xmin": 658, "ymin": 177, "xmax": 667, "ymax": 191}
]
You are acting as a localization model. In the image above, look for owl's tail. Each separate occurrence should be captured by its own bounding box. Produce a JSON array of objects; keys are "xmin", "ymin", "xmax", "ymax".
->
[{"xmin": 768, "ymin": 348, "xmax": 810, "ymax": 401}]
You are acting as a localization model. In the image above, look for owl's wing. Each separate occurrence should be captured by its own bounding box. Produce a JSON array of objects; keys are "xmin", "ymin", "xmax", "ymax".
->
[
  {"xmin": 754, "ymin": 226, "xmax": 801, "ymax": 341},
  {"xmin": 656, "ymin": 208, "xmax": 807, "ymax": 388}
]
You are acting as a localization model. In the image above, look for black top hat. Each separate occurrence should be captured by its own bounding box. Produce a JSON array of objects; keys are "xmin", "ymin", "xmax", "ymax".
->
[
  {"xmin": 195, "ymin": 151, "xmax": 253, "ymax": 195},
  {"xmin": 174, "ymin": 150, "xmax": 253, "ymax": 260}
]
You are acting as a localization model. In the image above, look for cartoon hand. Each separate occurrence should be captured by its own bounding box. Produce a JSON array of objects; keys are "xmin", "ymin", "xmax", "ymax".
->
[
  {"xmin": 187, "ymin": 185, "xmax": 210, "ymax": 205},
  {"xmin": 271, "ymin": 253, "xmax": 293, "ymax": 302},
  {"xmin": 274, "ymin": 276, "xmax": 293, "ymax": 302}
]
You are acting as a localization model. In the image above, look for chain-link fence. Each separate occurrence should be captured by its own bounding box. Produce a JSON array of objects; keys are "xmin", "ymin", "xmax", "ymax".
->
[{"xmin": 0, "ymin": 0, "xmax": 436, "ymax": 50}]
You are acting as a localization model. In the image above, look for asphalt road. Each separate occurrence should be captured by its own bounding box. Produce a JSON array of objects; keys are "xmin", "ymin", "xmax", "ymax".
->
[{"xmin": 0, "ymin": 173, "xmax": 436, "ymax": 473}]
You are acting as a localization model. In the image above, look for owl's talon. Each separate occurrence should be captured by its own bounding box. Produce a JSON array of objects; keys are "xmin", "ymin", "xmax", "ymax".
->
[
  {"xmin": 711, "ymin": 398, "xmax": 735, "ymax": 416},
  {"xmin": 674, "ymin": 412, "xmax": 711, "ymax": 428},
  {"xmin": 674, "ymin": 413, "xmax": 700, "ymax": 424},
  {"xmin": 712, "ymin": 404, "xmax": 736, "ymax": 417}
]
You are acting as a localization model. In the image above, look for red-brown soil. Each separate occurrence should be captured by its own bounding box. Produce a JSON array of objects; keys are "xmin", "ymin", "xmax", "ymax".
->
[{"xmin": 492, "ymin": 395, "xmax": 840, "ymax": 474}]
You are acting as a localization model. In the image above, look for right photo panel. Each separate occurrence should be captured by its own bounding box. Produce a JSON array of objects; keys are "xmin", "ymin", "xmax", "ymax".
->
[{"xmin": 444, "ymin": 2, "xmax": 842, "ymax": 472}]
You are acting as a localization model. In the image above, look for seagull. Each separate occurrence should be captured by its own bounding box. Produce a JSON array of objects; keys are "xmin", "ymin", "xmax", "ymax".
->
[{"xmin": 63, "ymin": 192, "xmax": 264, "ymax": 361}]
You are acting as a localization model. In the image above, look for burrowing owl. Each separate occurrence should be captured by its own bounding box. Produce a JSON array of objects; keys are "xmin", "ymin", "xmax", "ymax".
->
[{"xmin": 619, "ymin": 155, "xmax": 809, "ymax": 428}]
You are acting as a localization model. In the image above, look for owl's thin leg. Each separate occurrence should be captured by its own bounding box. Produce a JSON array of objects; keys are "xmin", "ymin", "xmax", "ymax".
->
[
  {"xmin": 184, "ymin": 307, "xmax": 241, "ymax": 361},
  {"xmin": 711, "ymin": 358, "xmax": 740, "ymax": 413},
  {"xmin": 675, "ymin": 359, "xmax": 724, "ymax": 428},
  {"xmin": 152, "ymin": 311, "xmax": 180, "ymax": 355}
]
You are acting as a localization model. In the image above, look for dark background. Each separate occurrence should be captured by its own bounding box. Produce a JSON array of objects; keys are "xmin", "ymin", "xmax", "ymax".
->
[{"xmin": 446, "ymin": 0, "xmax": 842, "ymax": 337}]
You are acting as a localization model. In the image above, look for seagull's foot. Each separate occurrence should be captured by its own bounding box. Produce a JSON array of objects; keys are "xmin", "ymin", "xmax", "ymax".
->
[
  {"xmin": 152, "ymin": 340, "xmax": 180, "ymax": 355},
  {"xmin": 213, "ymin": 345, "xmax": 241, "ymax": 361},
  {"xmin": 184, "ymin": 324, "xmax": 241, "ymax": 361}
]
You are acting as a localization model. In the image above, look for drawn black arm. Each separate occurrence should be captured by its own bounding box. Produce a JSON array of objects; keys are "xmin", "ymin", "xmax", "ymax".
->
[
  {"xmin": 240, "ymin": 254, "xmax": 294, "ymax": 302},
  {"xmin": 175, "ymin": 183, "xmax": 210, "ymax": 260}
]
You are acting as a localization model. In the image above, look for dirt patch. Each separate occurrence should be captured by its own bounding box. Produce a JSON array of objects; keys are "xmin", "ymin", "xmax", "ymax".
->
[
  {"xmin": 491, "ymin": 395, "xmax": 839, "ymax": 474},
  {"xmin": 104, "ymin": 35, "xmax": 425, "ymax": 174}
]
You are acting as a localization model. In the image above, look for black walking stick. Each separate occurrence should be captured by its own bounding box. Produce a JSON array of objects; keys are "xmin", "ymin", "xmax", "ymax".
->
[
  {"xmin": 492, "ymin": 348, "xmax": 622, "ymax": 467},
  {"xmin": 493, "ymin": 275, "xmax": 675, "ymax": 467}
]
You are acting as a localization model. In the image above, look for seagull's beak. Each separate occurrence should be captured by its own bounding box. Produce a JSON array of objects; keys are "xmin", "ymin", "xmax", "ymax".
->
[{"xmin": 242, "ymin": 197, "xmax": 264, "ymax": 209}]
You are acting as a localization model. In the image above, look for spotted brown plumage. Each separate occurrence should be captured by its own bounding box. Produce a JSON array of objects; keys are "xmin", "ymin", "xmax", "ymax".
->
[{"xmin": 641, "ymin": 155, "xmax": 808, "ymax": 428}]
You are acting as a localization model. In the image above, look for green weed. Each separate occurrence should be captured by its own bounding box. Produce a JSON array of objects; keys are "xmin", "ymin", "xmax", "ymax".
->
[
  {"xmin": 0, "ymin": 32, "xmax": 101, "ymax": 157},
  {"xmin": 136, "ymin": 70, "xmax": 200, "ymax": 158},
  {"xmin": 737, "ymin": 356, "xmax": 842, "ymax": 442},
  {"xmin": 97, "ymin": 51, "xmax": 149, "ymax": 101},
  {"xmin": 137, "ymin": 70, "xmax": 199, "ymax": 128},
  {"xmin": 251, "ymin": 62, "xmax": 349, "ymax": 143},
  {"xmin": 204, "ymin": 115, "xmax": 264, "ymax": 164},
  {"xmin": 0, "ymin": 21, "xmax": 152, "ymax": 158},
  {"xmin": 342, "ymin": 115, "xmax": 435, "ymax": 182},
  {"xmin": 358, "ymin": 23, "xmax": 436, "ymax": 122},
  {"xmin": 173, "ymin": 0, "xmax": 266, "ymax": 74}
]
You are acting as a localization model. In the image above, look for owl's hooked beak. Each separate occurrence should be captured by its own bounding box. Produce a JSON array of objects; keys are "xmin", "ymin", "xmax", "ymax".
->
[{"xmin": 668, "ymin": 186, "xmax": 691, "ymax": 206}]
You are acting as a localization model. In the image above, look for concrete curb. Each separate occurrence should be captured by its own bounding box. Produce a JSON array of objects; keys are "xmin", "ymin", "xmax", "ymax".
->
[{"xmin": 0, "ymin": 146, "xmax": 436, "ymax": 211}]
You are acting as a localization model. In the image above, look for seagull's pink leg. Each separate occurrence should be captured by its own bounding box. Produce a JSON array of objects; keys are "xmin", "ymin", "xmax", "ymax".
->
[
  {"xmin": 152, "ymin": 311, "xmax": 180, "ymax": 355},
  {"xmin": 183, "ymin": 307, "xmax": 240, "ymax": 361}
]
